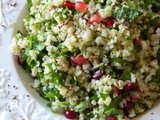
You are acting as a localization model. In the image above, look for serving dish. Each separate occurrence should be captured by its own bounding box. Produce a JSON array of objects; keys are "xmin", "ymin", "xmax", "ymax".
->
[{"xmin": 0, "ymin": 0, "xmax": 160, "ymax": 119}]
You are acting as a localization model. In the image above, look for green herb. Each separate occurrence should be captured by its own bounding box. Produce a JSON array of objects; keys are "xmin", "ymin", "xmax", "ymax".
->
[
  {"xmin": 114, "ymin": 7, "xmax": 139, "ymax": 22},
  {"xmin": 20, "ymin": 49, "xmax": 29, "ymax": 62},
  {"xmin": 62, "ymin": 8, "xmax": 73, "ymax": 18},
  {"xmin": 105, "ymin": 107, "xmax": 123, "ymax": 116},
  {"xmin": 120, "ymin": 71, "xmax": 131, "ymax": 81},
  {"xmin": 149, "ymin": 17, "xmax": 160, "ymax": 26},
  {"xmin": 35, "ymin": 43, "xmax": 45, "ymax": 51},
  {"xmin": 27, "ymin": 35, "xmax": 37, "ymax": 49},
  {"xmin": 151, "ymin": 0, "xmax": 160, "ymax": 13},
  {"xmin": 114, "ymin": 1, "xmax": 140, "ymax": 22},
  {"xmin": 89, "ymin": 89, "xmax": 98, "ymax": 101},
  {"xmin": 45, "ymin": 88, "xmax": 64, "ymax": 101},
  {"xmin": 86, "ymin": 112, "xmax": 94, "ymax": 118},
  {"xmin": 111, "ymin": 58, "xmax": 128, "ymax": 67},
  {"xmin": 100, "ymin": 93, "xmax": 110, "ymax": 100},
  {"xmin": 53, "ymin": 8, "xmax": 73, "ymax": 23},
  {"xmin": 110, "ymin": 71, "xmax": 117, "ymax": 78},
  {"xmin": 59, "ymin": 44, "xmax": 71, "ymax": 57},
  {"xmin": 51, "ymin": 101, "xmax": 68, "ymax": 113},
  {"xmin": 74, "ymin": 101, "xmax": 88, "ymax": 112},
  {"xmin": 25, "ymin": 14, "xmax": 35, "ymax": 22},
  {"xmin": 70, "ymin": 76, "xmax": 79, "ymax": 85},
  {"xmin": 104, "ymin": 97, "xmax": 123, "ymax": 116},
  {"xmin": 37, "ymin": 72, "xmax": 44, "ymax": 79},
  {"xmin": 110, "ymin": 96, "xmax": 122, "ymax": 107},
  {"xmin": 27, "ymin": 58, "xmax": 36, "ymax": 68},
  {"xmin": 45, "ymin": 91, "xmax": 56, "ymax": 99},
  {"xmin": 27, "ymin": 0, "xmax": 32, "ymax": 9},
  {"xmin": 49, "ymin": 71, "xmax": 65, "ymax": 85},
  {"xmin": 153, "ymin": 69, "xmax": 160, "ymax": 83}
]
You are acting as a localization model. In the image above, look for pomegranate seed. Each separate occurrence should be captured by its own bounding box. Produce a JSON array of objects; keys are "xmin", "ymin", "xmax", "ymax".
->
[
  {"xmin": 17, "ymin": 55, "xmax": 23, "ymax": 65},
  {"xmin": 124, "ymin": 101, "xmax": 133, "ymax": 111},
  {"xmin": 105, "ymin": 19, "xmax": 114, "ymax": 27},
  {"xmin": 71, "ymin": 55, "xmax": 87, "ymax": 66},
  {"xmin": 130, "ymin": 89, "xmax": 142, "ymax": 102},
  {"xmin": 123, "ymin": 109, "xmax": 129, "ymax": 117},
  {"xmin": 65, "ymin": 110, "xmax": 77, "ymax": 119},
  {"xmin": 63, "ymin": 1, "xmax": 75, "ymax": 9},
  {"xmin": 92, "ymin": 70, "xmax": 104, "ymax": 80},
  {"xmin": 112, "ymin": 86, "xmax": 122, "ymax": 95},
  {"xmin": 106, "ymin": 115, "xmax": 118, "ymax": 120},
  {"xmin": 124, "ymin": 82, "xmax": 136, "ymax": 91},
  {"xmin": 133, "ymin": 38, "xmax": 141, "ymax": 45},
  {"xmin": 75, "ymin": 1, "xmax": 87, "ymax": 13},
  {"xmin": 88, "ymin": 13, "xmax": 102, "ymax": 24}
]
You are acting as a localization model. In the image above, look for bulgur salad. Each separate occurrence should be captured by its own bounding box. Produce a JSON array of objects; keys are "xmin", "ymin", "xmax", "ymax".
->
[{"xmin": 10, "ymin": 0, "xmax": 160, "ymax": 119}]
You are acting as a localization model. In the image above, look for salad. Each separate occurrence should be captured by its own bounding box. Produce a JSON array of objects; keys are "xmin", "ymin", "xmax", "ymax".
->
[{"xmin": 11, "ymin": 0, "xmax": 160, "ymax": 120}]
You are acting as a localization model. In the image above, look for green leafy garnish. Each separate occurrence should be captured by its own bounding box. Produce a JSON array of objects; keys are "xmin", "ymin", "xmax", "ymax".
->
[
  {"xmin": 115, "ymin": 7, "xmax": 139, "ymax": 22},
  {"xmin": 104, "ymin": 97, "xmax": 123, "ymax": 116},
  {"xmin": 74, "ymin": 101, "xmax": 88, "ymax": 112},
  {"xmin": 120, "ymin": 71, "xmax": 131, "ymax": 81},
  {"xmin": 153, "ymin": 69, "xmax": 160, "ymax": 83},
  {"xmin": 105, "ymin": 107, "xmax": 123, "ymax": 116},
  {"xmin": 20, "ymin": 49, "xmax": 29, "ymax": 62},
  {"xmin": 114, "ymin": 4, "xmax": 140, "ymax": 22},
  {"xmin": 27, "ymin": 0, "xmax": 32, "ymax": 9},
  {"xmin": 148, "ymin": 16, "xmax": 160, "ymax": 26},
  {"xmin": 27, "ymin": 35, "xmax": 37, "ymax": 49},
  {"xmin": 35, "ymin": 43, "xmax": 45, "ymax": 51},
  {"xmin": 44, "ymin": 88, "xmax": 64, "ymax": 101}
]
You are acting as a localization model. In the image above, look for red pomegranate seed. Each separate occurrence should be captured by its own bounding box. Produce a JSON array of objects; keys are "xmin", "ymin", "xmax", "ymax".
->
[
  {"xmin": 124, "ymin": 101, "xmax": 133, "ymax": 111},
  {"xmin": 63, "ymin": 1, "xmax": 75, "ymax": 9},
  {"xmin": 71, "ymin": 55, "xmax": 87, "ymax": 66},
  {"xmin": 105, "ymin": 19, "xmax": 114, "ymax": 27},
  {"xmin": 112, "ymin": 86, "xmax": 122, "ymax": 95},
  {"xmin": 106, "ymin": 115, "xmax": 118, "ymax": 120},
  {"xmin": 75, "ymin": 1, "xmax": 87, "ymax": 13},
  {"xmin": 92, "ymin": 70, "xmax": 104, "ymax": 80},
  {"xmin": 130, "ymin": 89, "xmax": 142, "ymax": 102},
  {"xmin": 65, "ymin": 110, "xmax": 77, "ymax": 119},
  {"xmin": 88, "ymin": 13, "xmax": 102, "ymax": 24},
  {"xmin": 124, "ymin": 82, "xmax": 136, "ymax": 91},
  {"xmin": 123, "ymin": 109, "xmax": 129, "ymax": 117},
  {"xmin": 133, "ymin": 38, "xmax": 141, "ymax": 45},
  {"xmin": 17, "ymin": 55, "xmax": 23, "ymax": 65}
]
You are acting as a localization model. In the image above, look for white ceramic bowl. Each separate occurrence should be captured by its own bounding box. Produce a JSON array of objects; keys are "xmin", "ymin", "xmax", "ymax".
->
[{"xmin": 10, "ymin": 1, "xmax": 160, "ymax": 120}]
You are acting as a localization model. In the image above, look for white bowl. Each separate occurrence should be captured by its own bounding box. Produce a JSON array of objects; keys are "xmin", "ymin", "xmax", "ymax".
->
[{"xmin": 10, "ymin": 2, "xmax": 160, "ymax": 120}]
